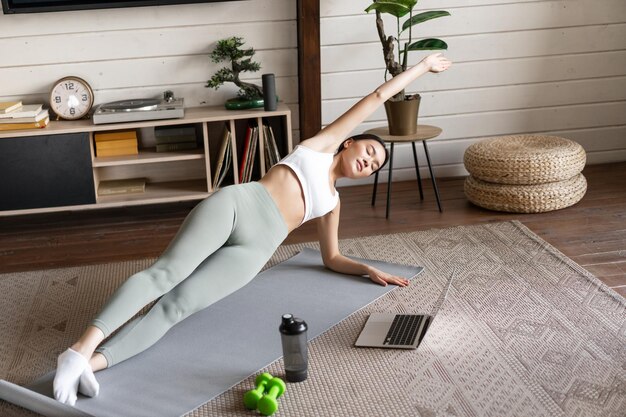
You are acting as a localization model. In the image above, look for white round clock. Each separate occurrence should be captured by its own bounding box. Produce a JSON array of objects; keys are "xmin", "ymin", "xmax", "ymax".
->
[{"xmin": 49, "ymin": 76, "xmax": 95, "ymax": 120}]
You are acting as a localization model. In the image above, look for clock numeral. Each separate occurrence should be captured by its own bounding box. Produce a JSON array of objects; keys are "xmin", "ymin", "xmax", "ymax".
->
[
  {"xmin": 69, "ymin": 108, "xmax": 76, "ymax": 115},
  {"xmin": 55, "ymin": 96, "xmax": 61, "ymax": 103},
  {"xmin": 82, "ymin": 94, "xmax": 88, "ymax": 101},
  {"xmin": 64, "ymin": 82, "xmax": 75, "ymax": 90}
]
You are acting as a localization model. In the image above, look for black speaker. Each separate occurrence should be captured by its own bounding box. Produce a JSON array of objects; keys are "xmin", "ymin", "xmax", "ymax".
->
[{"xmin": 262, "ymin": 73, "xmax": 277, "ymax": 111}]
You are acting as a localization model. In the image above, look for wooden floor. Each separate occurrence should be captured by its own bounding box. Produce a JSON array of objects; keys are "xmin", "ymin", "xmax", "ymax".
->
[{"xmin": 1, "ymin": 162, "xmax": 624, "ymax": 297}]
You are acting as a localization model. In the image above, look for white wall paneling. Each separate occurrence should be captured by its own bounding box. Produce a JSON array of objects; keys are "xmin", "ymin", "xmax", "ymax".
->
[
  {"xmin": 323, "ymin": 0, "xmax": 626, "ymax": 187},
  {"xmin": 0, "ymin": 0, "xmax": 299, "ymax": 136}
]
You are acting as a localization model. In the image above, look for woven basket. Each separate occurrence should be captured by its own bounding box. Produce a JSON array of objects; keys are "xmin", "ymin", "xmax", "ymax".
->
[
  {"xmin": 464, "ymin": 174, "xmax": 587, "ymax": 213},
  {"xmin": 464, "ymin": 135, "xmax": 586, "ymax": 185}
]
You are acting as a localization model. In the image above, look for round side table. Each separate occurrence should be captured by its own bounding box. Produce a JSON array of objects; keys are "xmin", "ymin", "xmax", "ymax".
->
[{"xmin": 364, "ymin": 125, "xmax": 443, "ymax": 218}]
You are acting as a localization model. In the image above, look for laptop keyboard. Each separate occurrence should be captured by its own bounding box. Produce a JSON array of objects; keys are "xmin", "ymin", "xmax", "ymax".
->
[{"xmin": 384, "ymin": 314, "xmax": 426, "ymax": 346}]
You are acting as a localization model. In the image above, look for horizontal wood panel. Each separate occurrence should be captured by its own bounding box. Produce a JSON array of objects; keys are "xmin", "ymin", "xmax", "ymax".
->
[
  {"xmin": 322, "ymin": 51, "xmax": 626, "ymax": 99},
  {"xmin": 0, "ymin": 21, "xmax": 297, "ymax": 68},
  {"xmin": 322, "ymin": 0, "xmax": 550, "ymax": 17},
  {"xmin": 322, "ymin": 76, "xmax": 626, "ymax": 124},
  {"xmin": 0, "ymin": 0, "xmax": 296, "ymax": 38},
  {"xmin": 321, "ymin": 0, "xmax": 626, "ymax": 46},
  {"xmin": 321, "ymin": 23, "xmax": 626, "ymax": 72},
  {"xmin": 0, "ymin": 50, "xmax": 298, "ymax": 98},
  {"xmin": 346, "ymin": 101, "xmax": 626, "ymax": 141}
]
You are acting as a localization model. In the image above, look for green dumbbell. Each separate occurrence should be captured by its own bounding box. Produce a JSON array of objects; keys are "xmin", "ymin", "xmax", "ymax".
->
[
  {"xmin": 257, "ymin": 377, "xmax": 286, "ymax": 416},
  {"xmin": 243, "ymin": 373, "xmax": 273, "ymax": 410}
]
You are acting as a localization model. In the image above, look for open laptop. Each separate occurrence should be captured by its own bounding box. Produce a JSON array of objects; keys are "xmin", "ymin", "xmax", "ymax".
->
[{"xmin": 355, "ymin": 269, "xmax": 456, "ymax": 349}]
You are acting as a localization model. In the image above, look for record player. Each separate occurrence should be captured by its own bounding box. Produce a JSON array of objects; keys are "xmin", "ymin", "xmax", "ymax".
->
[{"xmin": 92, "ymin": 91, "xmax": 184, "ymax": 125}]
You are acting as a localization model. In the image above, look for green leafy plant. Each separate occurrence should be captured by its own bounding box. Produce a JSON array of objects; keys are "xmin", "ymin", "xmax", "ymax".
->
[
  {"xmin": 206, "ymin": 37, "xmax": 263, "ymax": 100},
  {"xmin": 365, "ymin": 0, "xmax": 450, "ymax": 101}
]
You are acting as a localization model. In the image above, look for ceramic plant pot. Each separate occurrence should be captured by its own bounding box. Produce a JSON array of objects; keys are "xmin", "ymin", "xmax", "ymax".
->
[{"xmin": 384, "ymin": 94, "xmax": 421, "ymax": 135}]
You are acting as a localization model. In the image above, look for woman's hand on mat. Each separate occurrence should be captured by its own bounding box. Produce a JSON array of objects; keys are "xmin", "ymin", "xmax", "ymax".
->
[
  {"xmin": 367, "ymin": 267, "xmax": 409, "ymax": 287},
  {"xmin": 422, "ymin": 53, "xmax": 452, "ymax": 73}
]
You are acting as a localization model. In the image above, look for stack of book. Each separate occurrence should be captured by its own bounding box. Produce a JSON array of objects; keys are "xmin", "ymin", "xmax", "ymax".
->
[
  {"xmin": 212, "ymin": 125, "xmax": 232, "ymax": 189},
  {"xmin": 238, "ymin": 122, "xmax": 282, "ymax": 183},
  {"xmin": 239, "ymin": 124, "xmax": 259, "ymax": 183},
  {"xmin": 94, "ymin": 130, "xmax": 139, "ymax": 157},
  {"xmin": 0, "ymin": 102, "xmax": 49, "ymax": 131},
  {"xmin": 262, "ymin": 122, "xmax": 281, "ymax": 168},
  {"xmin": 154, "ymin": 125, "xmax": 198, "ymax": 152},
  {"xmin": 97, "ymin": 178, "xmax": 146, "ymax": 197}
]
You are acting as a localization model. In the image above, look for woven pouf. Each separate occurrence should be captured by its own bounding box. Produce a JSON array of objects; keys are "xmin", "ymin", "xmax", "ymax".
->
[
  {"xmin": 464, "ymin": 135, "xmax": 586, "ymax": 185},
  {"xmin": 464, "ymin": 173, "xmax": 587, "ymax": 213},
  {"xmin": 463, "ymin": 134, "xmax": 587, "ymax": 213}
]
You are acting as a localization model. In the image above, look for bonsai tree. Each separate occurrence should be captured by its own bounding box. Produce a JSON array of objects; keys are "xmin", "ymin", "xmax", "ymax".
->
[
  {"xmin": 365, "ymin": 0, "xmax": 450, "ymax": 101},
  {"xmin": 206, "ymin": 37, "xmax": 263, "ymax": 100}
]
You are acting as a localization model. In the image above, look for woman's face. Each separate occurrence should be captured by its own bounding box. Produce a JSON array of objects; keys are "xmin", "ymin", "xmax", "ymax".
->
[{"xmin": 340, "ymin": 139, "xmax": 386, "ymax": 178}]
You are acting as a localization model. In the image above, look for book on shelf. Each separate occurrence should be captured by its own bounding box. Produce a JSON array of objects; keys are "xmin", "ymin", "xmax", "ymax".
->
[
  {"xmin": 0, "ymin": 116, "xmax": 49, "ymax": 131},
  {"xmin": 156, "ymin": 142, "xmax": 198, "ymax": 152},
  {"xmin": 154, "ymin": 125, "xmax": 197, "ymax": 151},
  {"xmin": 239, "ymin": 125, "xmax": 253, "ymax": 181},
  {"xmin": 0, "ymin": 104, "xmax": 44, "ymax": 119},
  {"xmin": 155, "ymin": 135, "xmax": 197, "ymax": 145},
  {"xmin": 95, "ymin": 138, "xmax": 137, "ymax": 150},
  {"xmin": 262, "ymin": 125, "xmax": 274, "ymax": 167},
  {"xmin": 213, "ymin": 126, "xmax": 232, "ymax": 189},
  {"xmin": 94, "ymin": 130, "xmax": 138, "ymax": 157},
  {"xmin": 262, "ymin": 123, "xmax": 281, "ymax": 167},
  {"xmin": 94, "ymin": 130, "xmax": 137, "ymax": 142},
  {"xmin": 98, "ymin": 178, "xmax": 146, "ymax": 196},
  {"xmin": 0, "ymin": 101, "xmax": 23, "ymax": 114},
  {"xmin": 217, "ymin": 136, "xmax": 232, "ymax": 189},
  {"xmin": 245, "ymin": 126, "xmax": 259, "ymax": 182},
  {"xmin": 96, "ymin": 145, "xmax": 139, "ymax": 157},
  {"xmin": 0, "ymin": 109, "xmax": 48, "ymax": 124},
  {"xmin": 154, "ymin": 125, "xmax": 196, "ymax": 142}
]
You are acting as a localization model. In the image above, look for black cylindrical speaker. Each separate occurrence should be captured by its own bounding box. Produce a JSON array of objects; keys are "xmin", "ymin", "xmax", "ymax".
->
[{"xmin": 262, "ymin": 73, "xmax": 277, "ymax": 111}]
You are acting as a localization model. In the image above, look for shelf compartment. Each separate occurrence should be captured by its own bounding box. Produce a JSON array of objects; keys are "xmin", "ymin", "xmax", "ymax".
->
[
  {"xmin": 96, "ymin": 179, "xmax": 208, "ymax": 206},
  {"xmin": 93, "ymin": 148, "xmax": 205, "ymax": 167}
]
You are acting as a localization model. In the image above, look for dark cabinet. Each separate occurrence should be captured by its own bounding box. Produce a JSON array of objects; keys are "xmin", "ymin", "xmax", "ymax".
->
[{"xmin": 0, "ymin": 133, "xmax": 95, "ymax": 211}]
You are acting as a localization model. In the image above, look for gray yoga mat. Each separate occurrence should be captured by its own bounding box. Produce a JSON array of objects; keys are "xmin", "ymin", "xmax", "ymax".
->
[{"xmin": 5, "ymin": 248, "xmax": 422, "ymax": 417}]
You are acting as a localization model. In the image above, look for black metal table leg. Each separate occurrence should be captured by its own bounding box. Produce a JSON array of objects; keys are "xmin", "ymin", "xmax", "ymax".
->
[
  {"xmin": 422, "ymin": 141, "xmax": 443, "ymax": 212},
  {"xmin": 411, "ymin": 141, "xmax": 424, "ymax": 201},
  {"xmin": 371, "ymin": 169, "xmax": 379, "ymax": 206},
  {"xmin": 386, "ymin": 142, "xmax": 394, "ymax": 219}
]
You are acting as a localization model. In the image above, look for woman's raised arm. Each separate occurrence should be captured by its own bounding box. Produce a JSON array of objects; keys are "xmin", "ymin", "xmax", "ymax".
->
[{"xmin": 301, "ymin": 53, "xmax": 451, "ymax": 153}]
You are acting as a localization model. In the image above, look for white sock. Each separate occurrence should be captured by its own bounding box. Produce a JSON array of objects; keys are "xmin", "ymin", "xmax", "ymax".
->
[
  {"xmin": 78, "ymin": 366, "xmax": 100, "ymax": 398},
  {"xmin": 53, "ymin": 348, "xmax": 88, "ymax": 406}
]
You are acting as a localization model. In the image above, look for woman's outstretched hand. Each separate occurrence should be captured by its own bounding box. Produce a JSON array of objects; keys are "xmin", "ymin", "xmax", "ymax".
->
[
  {"xmin": 422, "ymin": 53, "xmax": 452, "ymax": 73},
  {"xmin": 367, "ymin": 267, "xmax": 410, "ymax": 287}
]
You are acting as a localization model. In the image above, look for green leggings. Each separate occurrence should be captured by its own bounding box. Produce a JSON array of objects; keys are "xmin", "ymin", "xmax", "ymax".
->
[{"xmin": 92, "ymin": 182, "xmax": 288, "ymax": 367}]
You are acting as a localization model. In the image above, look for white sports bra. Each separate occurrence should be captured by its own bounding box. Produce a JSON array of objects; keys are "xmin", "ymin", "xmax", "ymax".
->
[{"xmin": 277, "ymin": 145, "xmax": 339, "ymax": 224}]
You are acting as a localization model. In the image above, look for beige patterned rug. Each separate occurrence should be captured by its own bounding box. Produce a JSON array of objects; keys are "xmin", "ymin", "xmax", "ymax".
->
[{"xmin": 1, "ymin": 221, "xmax": 625, "ymax": 417}]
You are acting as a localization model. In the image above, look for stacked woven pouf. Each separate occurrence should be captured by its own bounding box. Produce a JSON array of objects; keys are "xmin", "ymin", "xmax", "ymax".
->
[{"xmin": 463, "ymin": 135, "xmax": 587, "ymax": 213}]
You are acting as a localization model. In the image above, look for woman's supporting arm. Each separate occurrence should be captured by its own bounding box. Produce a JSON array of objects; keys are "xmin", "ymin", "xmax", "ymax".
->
[
  {"xmin": 301, "ymin": 53, "xmax": 451, "ymax": 153},
  {"xmin": 316, "ymin": 200, "xmax": 409, "ymax": 287}
]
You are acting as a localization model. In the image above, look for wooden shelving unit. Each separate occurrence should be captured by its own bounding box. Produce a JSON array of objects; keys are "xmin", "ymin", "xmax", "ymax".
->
[{"xmin": 0, "ymin": 104, "xmax": 292, "ymax": 216}]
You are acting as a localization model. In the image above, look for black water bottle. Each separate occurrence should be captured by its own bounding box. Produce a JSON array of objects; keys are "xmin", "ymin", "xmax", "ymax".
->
[
  {"xmin": 279, "ymin": 313, "xmax": 308, "ymax": 382},
  {"xmin": 262, "ymin": 73, "xmax": 277, "ymax": 111}
]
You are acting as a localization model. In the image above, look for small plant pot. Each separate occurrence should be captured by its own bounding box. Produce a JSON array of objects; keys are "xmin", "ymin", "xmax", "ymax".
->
[
  {"xmin": 224, "ymin": 97, "xmax": 264, "ymax": 110},
  {"xmin": 384, "ymin": 94, "xmax": 421, "ymax": 135}
]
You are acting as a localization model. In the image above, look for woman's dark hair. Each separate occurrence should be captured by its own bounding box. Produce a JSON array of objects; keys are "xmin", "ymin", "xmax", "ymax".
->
[{"xmin": 336, "ymin": 133, "xmax": 389, "ymax": 174}]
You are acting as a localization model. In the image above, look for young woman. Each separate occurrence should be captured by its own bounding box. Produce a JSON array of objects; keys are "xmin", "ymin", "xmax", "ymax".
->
[{"xmin": 53, "ymin": 53, "xmax": 451, "ymax": 405}]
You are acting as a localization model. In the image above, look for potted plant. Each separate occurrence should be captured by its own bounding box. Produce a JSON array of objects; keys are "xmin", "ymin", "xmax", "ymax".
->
[
  {"xmin": 206, "ymin": 37, "xmax": 265, "ymax": 110},
  {"xmin": 365, "ymin": 0, "xmax": 450, "ymax": 135}
]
